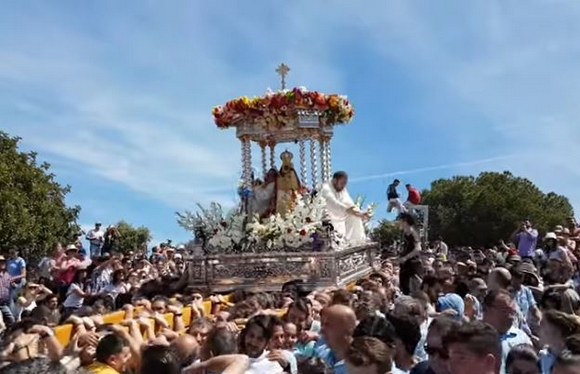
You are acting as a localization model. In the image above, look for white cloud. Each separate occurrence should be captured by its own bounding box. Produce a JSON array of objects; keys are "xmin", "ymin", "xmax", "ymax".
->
[{"xmin": 350, "ymin": 154, "xmax": 519, "ymax": 184}]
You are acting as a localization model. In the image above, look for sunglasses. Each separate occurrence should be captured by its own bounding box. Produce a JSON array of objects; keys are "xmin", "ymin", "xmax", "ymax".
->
[{"xmin": 424, "ymin": 344, "xmax": 449, "ymax": 359}]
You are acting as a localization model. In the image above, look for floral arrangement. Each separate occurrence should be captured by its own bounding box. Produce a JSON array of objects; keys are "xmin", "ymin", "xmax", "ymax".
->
[
  {"xmin": 177, "ymin": 193, "xmax": 328, "ymax": 254},
  {"xmin": 212, "ymin": 87, "xmax": 354, "ymax": 129},
  {"xmin": 175, "ymin": 203, "xmax": 243, "ymax": 250},
  {"xmin": 176, "ymin": 193, "xmax": 377, "ymax": 254},
  {"xmin": 244, "ymin": 193, "xmax": 327, "ymax": 251},
  {"xmin": 354, "ymin": 195, "xmax": 378, "ymax": 235},
  {"xmin": 354, "ymin": 195, "xmax": 378, "ymax": 218}
]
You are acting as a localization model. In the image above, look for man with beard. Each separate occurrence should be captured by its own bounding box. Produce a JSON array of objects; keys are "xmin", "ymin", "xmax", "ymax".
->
[{"xmin": 320, "ymin": 171, "xmax": 368, "ymax": 246}]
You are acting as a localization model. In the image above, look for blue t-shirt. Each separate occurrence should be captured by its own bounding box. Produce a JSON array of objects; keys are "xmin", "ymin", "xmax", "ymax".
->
[
  {"xmin": 7, "ymin": 257, "xmax": 25, "ymax": 284},
  {"xmin": 314, "ymin": 344, "xmax": 347, "ymax": 374},
  {"xmin": 294, "ymin": 319, "xmax": 322, "ymax": 357}
]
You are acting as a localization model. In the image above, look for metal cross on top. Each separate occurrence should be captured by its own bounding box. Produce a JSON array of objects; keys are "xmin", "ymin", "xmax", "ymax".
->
[{"xmin": 276, "ymin": 63, "xmax": 290, "ymax": 90}]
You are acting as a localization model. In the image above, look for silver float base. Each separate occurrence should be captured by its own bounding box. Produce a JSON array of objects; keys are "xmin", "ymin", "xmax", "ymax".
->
[{"xmin": 186, "ymin": 243, "xmax": 380, "ymax": 293}]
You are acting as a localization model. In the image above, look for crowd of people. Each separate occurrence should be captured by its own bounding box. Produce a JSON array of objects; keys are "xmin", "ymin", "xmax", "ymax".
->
[{"xmin": 0, "ymin": 212, "xmax": 580, "ymax": 374}]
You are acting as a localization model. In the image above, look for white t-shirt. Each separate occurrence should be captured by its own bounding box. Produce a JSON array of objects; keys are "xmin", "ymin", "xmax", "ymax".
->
[
  {"xmin": 63, "ymin": 283, "xmax": 84, "ymax": 309},
  {"xmin": 245, "ymin": 351, "xmax": 284, "ymax": 374},
  {"xmin": 438, "ymin": 241, "xmax": 449, "ymax": 256},
  {"xmin": 102, "ymin": 283, "xmax": 127, "ymax": 300},
  {"xmin": 38, "ymin": 257, "xmax": 55, "ymax": 279}
]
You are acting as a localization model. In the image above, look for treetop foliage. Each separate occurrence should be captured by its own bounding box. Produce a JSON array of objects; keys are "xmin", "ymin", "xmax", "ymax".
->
[
  {"xmin": 0, "ymin": 131, "xmax": 80, "ymax": 259},
  {"xmin": 421, "ymin": 171, "xmax": 573, "ymax": 247},
  {"xmin": 114, "ymin": 220, "xmax": 151, "ymax": 254}
]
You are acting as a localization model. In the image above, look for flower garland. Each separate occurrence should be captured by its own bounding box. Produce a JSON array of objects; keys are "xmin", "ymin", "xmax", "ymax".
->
[{"xmin": 212, "ymin": 87, "xmax": 354, "ymax": 129}]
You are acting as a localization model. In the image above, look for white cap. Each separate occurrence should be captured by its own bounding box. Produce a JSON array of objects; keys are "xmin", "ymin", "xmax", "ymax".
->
[
  {"xmin": 544, "ymin": 232, "xmax": 557, "ymax": 240},
  {"xmin": 177, "ymin": 244, "xmax": 185, "ymax": 250}
]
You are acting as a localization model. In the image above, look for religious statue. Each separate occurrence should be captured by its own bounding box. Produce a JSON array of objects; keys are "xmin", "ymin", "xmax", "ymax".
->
[{"xmin": 276, "ymin": 150, "xmax": 302, "ymax": 216}]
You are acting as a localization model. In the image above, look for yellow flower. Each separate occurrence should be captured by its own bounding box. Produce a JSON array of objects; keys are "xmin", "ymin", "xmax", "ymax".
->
[{"xmin": 328, "ymin": 95, "xmax": 339, "ymax": 109}]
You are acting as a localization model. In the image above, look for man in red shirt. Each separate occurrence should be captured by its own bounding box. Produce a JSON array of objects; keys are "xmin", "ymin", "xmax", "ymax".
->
[{"xmin": 405, "ymin": 184, "xmax": 421, "ymax": 208}]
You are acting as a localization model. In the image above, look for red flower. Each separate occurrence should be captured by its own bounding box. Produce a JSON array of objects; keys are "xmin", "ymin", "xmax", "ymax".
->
[
  {"xmin": 299, "ymin": 229, "xmax": 307, "ymax": 236},
  {"xmin": 213, "ymin": 229, "xmax": 219, "ymax": 234},
  {"xmin": 305, "ymin": 217, "xmax": 312, "ymax": 223},
  {"xmin": 287, "ymin": 228, "xmax": 293, "ymax": 234}
]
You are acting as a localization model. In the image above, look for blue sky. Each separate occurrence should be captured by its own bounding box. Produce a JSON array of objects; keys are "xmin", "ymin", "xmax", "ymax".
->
[{"xmin": 2, "ymin": 1, "xmax": 580, "ymax": 246}]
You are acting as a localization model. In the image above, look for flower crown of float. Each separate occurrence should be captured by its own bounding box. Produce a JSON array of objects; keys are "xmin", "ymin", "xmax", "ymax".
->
[{"xmin": 212, "ymin": 87, "xmax": 354, "ymax": 129}]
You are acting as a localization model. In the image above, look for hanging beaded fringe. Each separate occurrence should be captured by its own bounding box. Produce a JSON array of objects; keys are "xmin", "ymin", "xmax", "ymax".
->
[
  {"xmin": 242, "ymin": 139, "xmax": 252, "ymax": 187},
  {"xmin": 325, "ymin": 141, "xmax": 332, "ymax": 181},
  {"xmin": 269, "ymin": 144, "xmax": 276, "ymax": 170},
  {"xmin": 299, "ymin": 138, "xmax": 307, "ymax": 187},
  {"xmin": 319, "ymin": 140, "xmax": 327, "ymax": 183},
  {"xmin": 261, "ymin": 145, "xmax": 267, "ymax": 178},
  {"xmin": 310, "ymin": 139, "xmax": 318, "ymax": 189}
]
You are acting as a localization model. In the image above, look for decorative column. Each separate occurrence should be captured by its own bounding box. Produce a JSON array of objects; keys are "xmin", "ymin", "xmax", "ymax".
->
[
  {"xmin": 319, "ymin": 139, "xmax": 327, "ymax": 183},
  {"xmin": 325, "ymin": 140, "xmax": 332, "ymax": 181},
  {"xmin": 269, "ymin": 143, "xmax": 276, "ymax": 170},
  {"xmin": 299, "ymin": 138, "xmax": 308, "ymax": 187},
  {"xmin": 260, "ymin": 143, "xmax": 268, "ymax": 178},
  {"xmin": 310, "ymin": 139, "xmax": 318, "ymax": 189},
  {"xmin": 241, "ymin": 137, "xmax": 252, "ymax": 187}
]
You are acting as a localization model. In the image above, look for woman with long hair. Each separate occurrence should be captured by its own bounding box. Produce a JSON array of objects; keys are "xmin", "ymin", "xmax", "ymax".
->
[{"xmin": 62, "ymin": 268, "xmax": 91, "ymax": 319}]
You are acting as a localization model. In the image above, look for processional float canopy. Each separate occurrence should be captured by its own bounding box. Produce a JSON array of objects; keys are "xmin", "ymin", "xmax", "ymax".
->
[{"xmin": 211, "ymin": 63, "xmax": 355, "ymax": 188}]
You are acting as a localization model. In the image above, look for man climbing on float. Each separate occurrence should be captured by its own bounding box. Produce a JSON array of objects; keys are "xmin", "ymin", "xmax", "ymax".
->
[
  {"xmin": 320, "ymin": 171, "xmax": 369, "ymax": 246},
  {"xmin": 386, "ymin": 179, "xmax": 407, "ymax": 214},
  {"xmin": 404, "ymin": 183, "xmax": 421, "ymax": 211}
]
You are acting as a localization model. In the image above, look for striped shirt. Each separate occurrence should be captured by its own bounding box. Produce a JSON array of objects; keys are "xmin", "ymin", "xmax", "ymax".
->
[{"xmin": 0, "ymin": 271, "xmax": 12, "ymax": 301}]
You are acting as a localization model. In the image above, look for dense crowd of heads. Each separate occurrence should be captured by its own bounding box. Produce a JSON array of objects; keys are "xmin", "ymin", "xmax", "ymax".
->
[{"xmin": 0, "ymin": 216, "xmax": 579, "ymax": 374}]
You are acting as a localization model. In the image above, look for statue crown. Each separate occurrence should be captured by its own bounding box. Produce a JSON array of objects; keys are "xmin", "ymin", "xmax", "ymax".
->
[{"xmin": 280, "ymin": 150, "xmax": 293, "ymax": 162}]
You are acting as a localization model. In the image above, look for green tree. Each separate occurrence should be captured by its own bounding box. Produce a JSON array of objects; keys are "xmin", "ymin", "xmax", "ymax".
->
[
  {"xmin": 370, "ymin": 219, "xmax": 400, "ymax": 248},
  {"xmin": 114, "ymin": 220, "xmax": 151, "ymax": 254},
  {"xmin": 0, "ymin": 131, "xmax": 80, "ymax": 260},
  {"xmin": 422, "ymin": 171, "xmax": 574, "ymax": 247}
]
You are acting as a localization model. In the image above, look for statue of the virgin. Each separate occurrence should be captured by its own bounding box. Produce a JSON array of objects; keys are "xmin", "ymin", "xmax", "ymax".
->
[{"xmin": 275, "ymin": 150, "xmax": 302, "ymax": 216}]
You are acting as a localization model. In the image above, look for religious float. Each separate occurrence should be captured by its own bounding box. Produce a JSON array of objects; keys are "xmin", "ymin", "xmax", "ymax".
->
[{"xmin": 177, "ymin": 64, "xmax": 380, "ymax": 292}]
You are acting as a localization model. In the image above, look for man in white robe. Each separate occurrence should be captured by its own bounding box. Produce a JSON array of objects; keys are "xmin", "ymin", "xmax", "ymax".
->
[{"xmin": 320, "ymin": 171, "xmax": 368, "ymax": 247}]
